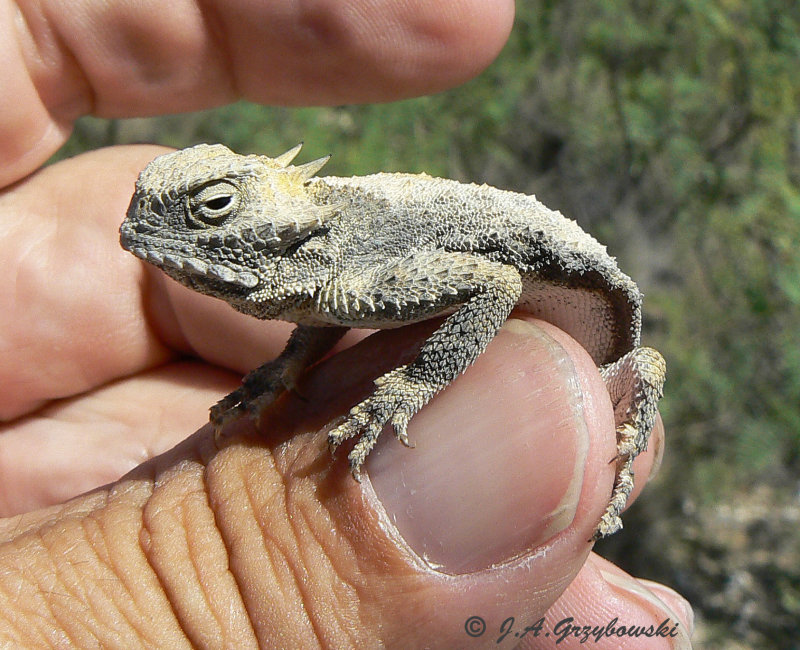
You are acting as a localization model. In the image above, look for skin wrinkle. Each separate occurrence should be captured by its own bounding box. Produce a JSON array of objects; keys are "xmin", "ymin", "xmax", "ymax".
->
[
  {"xmin": 14, "ymin": 532, "xmax": 74, "ymax": 645},
  {"xmin": 277, "ymin": 458, "xmax": 328, "ymax": 646},
  {"xmin": 66, "ymin": 519, "xmax": 122, "ymax": 643},
  {"xmin": 19, "ymin": 597, "xmax": 55, "ymax": 648},
  {"xmin": 253, "ymin": 481, "xmax": 321, "ymax": 639},
  {"xmin": 178, "ymin": 488, "xmax": 229, "ymax": 646},
  {"xmin": 137, "ymin": 522, "xmax": 193, "ymax": 649},
  {"xmin": 0, "ymin": 492, "xmax": 105, "ymax": 541},
  {"xmin": 223, "ymin": 453, "xmax": 314, "ymax": 646},
  {"xmin": 79, "ymin": 571, "xmax": 136, "ymax": 647},
  {"xmin": 153, "ymin": 491, "xmax": 202, "ymax": 645},
  {"xmin": 245, "ymin": 475, "xmax": 316, "ymax": 645},
  {"xmin": 181, "ymin": 486, "xmax": 248, "ymax": 641},
  {"xmin": 138, "ymin": 447, "xmax": 255, "ymax": 646},
  {"xmin": 284, "ymin": 509, "xmax": 328, "ymax": 649},
  {"xmin": 284, "ymin": 474, "xmax": 359, "ymax": 647},
  {"xmin": 14, "ymin": 585, "xmax": 69, "ymax": 647},
  {"xmin": 139, "ymin": 463, "xmax": 201, "ymax": 646},
  {"xmin": 187, "ymin": 463, "xmax": 243, "ymax": 638},
  {"xmin": 40, "ymin": 519, "xmax": 97, "ymax": 642},
  {"xmin": 97, "ymin": 481, "xmax": 190, "ymax": 649},
  {"xmin": 27, "ymin": 533, "xmax": 65, "ymax": 636},
  {"xmin": 3, "ymin": 578, "xmax": 30, "ymax": 646},
  {"xmin": 282, "ymin": 438, "xmax": 372, "ymax": 642}
]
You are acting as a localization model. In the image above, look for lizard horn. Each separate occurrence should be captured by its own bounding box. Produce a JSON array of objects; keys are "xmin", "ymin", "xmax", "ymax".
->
[
  {"xmin": 292, "ymin": 155, "xmax": 331, "ymax": 181},
  {"xmin": 273, "ymin": 143, "xmax": 304, "ymax": 167}
]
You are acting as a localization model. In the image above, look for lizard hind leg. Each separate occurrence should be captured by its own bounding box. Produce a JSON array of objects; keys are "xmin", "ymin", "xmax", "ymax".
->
[{"xmin": 595, "ymin": 346, "xmax": 666, "ymax": 538}]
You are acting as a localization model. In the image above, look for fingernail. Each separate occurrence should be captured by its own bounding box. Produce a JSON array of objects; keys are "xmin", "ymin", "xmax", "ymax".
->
[
  {"xmin": 366, "ymin": 319, "xmax": 590, "ymax": 574},
  {"xmin": 600, "ymin": 570, "xmax": 694, "ymax": 648}
]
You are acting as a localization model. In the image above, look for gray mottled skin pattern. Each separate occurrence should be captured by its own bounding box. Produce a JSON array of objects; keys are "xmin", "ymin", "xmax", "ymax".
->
[{"xmin": 120, "ymin": 143, "xmax": 666, "ymax": 538}]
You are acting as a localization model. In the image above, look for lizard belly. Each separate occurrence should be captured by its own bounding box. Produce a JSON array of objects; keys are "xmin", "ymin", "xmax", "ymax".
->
[
  {"xmin": 297, "ymin": 303, "xmax": 462, "ymax": 329},
  {"xmin": 517, "ymin": 280, "xmax": 624, "ymax": 364}
]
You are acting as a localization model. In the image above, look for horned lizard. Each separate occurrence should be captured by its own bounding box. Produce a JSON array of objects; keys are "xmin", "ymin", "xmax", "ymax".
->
[{"xmin": 120, "ymin": 143, "xmax": 665, "ymax": 537}]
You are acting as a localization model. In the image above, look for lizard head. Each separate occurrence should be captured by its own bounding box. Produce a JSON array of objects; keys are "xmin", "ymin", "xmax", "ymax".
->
[{"xmin": 120, "ymin": 143, "xmax": 337, "ymax": 298}]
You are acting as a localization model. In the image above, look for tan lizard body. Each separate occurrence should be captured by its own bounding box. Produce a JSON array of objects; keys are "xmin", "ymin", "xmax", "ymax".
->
[{"xmin": 120, "ymin": 143, "xmax": 665, "ymax": 537}]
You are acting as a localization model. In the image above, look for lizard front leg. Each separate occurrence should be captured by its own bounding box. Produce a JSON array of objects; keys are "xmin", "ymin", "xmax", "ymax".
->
[
  {"xmin": 211, "ymin": 325, "xmax": 348, "ymax": 438},
  {"xmin": 595, "ymin": 346, "xmax": 666, "ymax": 538},
  {"xmin": 327, "ymin": 253, "xmax": 523, "ymax": 477}
]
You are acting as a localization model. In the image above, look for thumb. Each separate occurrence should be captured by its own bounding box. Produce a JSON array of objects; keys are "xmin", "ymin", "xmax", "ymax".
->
[
  {"xmin": 149, "ymin": 316, "xmax": 618, "ymax": 646},
  {"xmin": 0, "ymin": 318, "xmax": 648, "ymax": 647}
]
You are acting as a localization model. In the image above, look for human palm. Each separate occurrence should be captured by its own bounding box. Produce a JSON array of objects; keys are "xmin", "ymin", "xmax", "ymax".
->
[{"xmin": 0, "ymin": 2, "xmax": 692, "ymax": 646}]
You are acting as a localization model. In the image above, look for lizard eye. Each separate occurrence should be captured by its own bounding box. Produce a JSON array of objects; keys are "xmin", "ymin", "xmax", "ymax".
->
[{"xmin": 187, "ymin": 181, "xmax": 240, "ymax": 226}]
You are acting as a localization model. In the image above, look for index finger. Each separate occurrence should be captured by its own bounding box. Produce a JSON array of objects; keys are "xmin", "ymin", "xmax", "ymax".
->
[{"xmin": 1, "ymin": 0, "xmax": 514, "ymax": 184}]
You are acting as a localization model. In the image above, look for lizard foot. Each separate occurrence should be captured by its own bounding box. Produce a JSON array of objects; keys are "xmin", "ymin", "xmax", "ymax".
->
[
  {"xmin": 594, "ymin": 347, "xmax": 666, "ymax": 539},
  {"xmin": 210, "ymin": 378, "xmax": 286, "ymax": 441},
  {"xmin": 327, "ymin": 365, "xmax": 429, "ymax": 479},
  {"xmin": 210, "ymin": 389, "xmax": 247, "ymax": 440},
  {"xmin": 592, "ymin": 424, "xmax": 638, "ymax": 540}
]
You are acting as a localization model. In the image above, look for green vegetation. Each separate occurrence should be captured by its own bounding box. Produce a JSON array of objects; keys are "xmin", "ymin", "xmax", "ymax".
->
[{"xmin": 57, "ymin": 1, "xmax": 800, "ymax": 645}]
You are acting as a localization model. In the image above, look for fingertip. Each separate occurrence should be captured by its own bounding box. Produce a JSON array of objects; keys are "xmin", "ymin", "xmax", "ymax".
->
[
  {"xmin": 365, "ymin": 318, "xmax": 615, "ymax": 574},
  {"xmin": 636, "ymin": 578, "xmax": 695, "ymax": 639},
  {"xmin": 3, "ymin": 1, "xmax": 515, "ymax": 182},
  {"xmin": 547, "ymin": 554, "xmax": 694, "ymax": 649},
  {"xmin": 627, "ymin": 414, "xmax": 665, "ymax": 506},
  {"xmin": 233, "ymin": 0, "xmax": 516, "ymax": 103},
  {"xmin": 379, "ymin": 0, "xmax": 516, "ymax": 96}
]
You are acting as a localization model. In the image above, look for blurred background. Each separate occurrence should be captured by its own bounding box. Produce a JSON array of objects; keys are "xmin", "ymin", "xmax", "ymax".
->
[{"xmin": 55, "ymin": 2, "xmax": 800, "ymax": 647}]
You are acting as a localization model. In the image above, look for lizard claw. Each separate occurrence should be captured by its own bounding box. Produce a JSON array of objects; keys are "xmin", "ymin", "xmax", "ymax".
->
[
  {"xmin": 326, "ymin": 415, "xmax": 351, "ymax": 453},
  {"xmin": 349, "ymin": 463, "xmax": 363, "ymax": 483},
  {"xmin": 324, "ymin": 366, "xmax": 430, "ymax": 477},
  {"xmin": 391, "ymin": 414, "xmax": 414, "ymax": 448},
  {"xmin": 210, "ymin": 390, "xmax": 246, "ymax": 442}
]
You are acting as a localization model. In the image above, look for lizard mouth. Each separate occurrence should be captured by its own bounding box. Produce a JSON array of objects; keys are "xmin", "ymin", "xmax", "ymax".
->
[{"xmin": 121, "ymin": 234, "xmax": 259, "ymax": 290}]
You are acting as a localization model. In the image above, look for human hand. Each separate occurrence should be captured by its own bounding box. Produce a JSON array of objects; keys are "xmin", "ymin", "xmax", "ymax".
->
[{"xmin": 0, "ymin": 1, "xmax": 692, "ymax": 646}]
